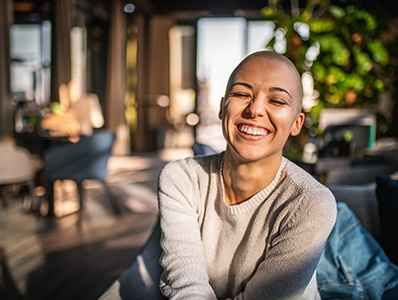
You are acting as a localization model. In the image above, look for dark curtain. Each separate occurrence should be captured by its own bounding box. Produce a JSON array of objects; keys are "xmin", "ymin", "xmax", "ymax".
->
[
  {"xmin": 52, "ymin": 0, "xmax": 73, "ymax": 102},
  {"xmin": 105, "ymin": 0, "xmax": 129, "ymax": 154},
  {"xmin": 0, "ymin": 0, "xmax": 13, "ymax": 137}
]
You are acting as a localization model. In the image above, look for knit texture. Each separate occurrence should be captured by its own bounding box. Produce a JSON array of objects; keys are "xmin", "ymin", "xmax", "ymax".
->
[{"xmin": 158, "ymin": 152, "xmax": 336, "ymax": 300}]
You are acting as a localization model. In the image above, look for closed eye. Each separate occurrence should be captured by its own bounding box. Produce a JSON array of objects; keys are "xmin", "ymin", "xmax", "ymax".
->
[
  {"xmin": 270, "ymin": 99, "xmax": 286, "ymax": 105},
  {"xmin": 230, "ymin": 92, "xmax": 251, "ymax": 98}
]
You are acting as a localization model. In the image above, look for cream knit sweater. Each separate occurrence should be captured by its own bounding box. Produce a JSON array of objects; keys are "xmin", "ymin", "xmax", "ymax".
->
[{"xmin": 158, "ymin": 153, "xmax": 336, "ymax": 300}]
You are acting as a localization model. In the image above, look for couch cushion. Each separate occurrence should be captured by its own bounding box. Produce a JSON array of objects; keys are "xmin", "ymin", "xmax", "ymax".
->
[
  {"xmin": 376, "ymin": 176, "xmax": 398, "ymax": 265},
  {"xmin": 327, "ymin": 185, "xmax": 381, "ymax": 243}
]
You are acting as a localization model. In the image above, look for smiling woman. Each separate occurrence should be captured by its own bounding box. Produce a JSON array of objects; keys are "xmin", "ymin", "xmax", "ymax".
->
[
  {"xmin": 156, "ymin": 50, "xmax": 337, "ymax": 300},
  {"xmin": 219, "ymin": 52, "xmax": 305, "ymax": 190}
]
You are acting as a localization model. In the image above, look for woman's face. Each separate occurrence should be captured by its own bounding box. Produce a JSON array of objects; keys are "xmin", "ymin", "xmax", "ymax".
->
[{"xmin": 219, "ymin": 57, "xmax": 304, "ymax": 164}]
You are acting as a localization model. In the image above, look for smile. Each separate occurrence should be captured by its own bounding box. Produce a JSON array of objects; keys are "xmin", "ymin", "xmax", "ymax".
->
[{"xmin": 238, "ymin": 124, "xmax": 269, "ymax": 136}]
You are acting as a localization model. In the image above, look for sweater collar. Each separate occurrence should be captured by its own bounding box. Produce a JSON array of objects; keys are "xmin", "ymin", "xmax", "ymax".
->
[{"xmin": 219, "ymin": 154, "xmax": 288, "ymax": 214}]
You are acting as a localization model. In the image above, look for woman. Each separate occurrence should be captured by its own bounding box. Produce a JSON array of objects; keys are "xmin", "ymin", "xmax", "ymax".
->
[{"xmin": 158, "ymin": 50, "xmax": 337, "ymax": 299}]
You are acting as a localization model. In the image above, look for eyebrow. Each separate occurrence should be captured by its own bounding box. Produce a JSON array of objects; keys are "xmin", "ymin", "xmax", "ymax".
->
[
  {"xmin": 269, "ymin": 87, "xmax": 292, "ymax": 100},
  {"xmin": 231, "ymin": 82, "xmax": 252, "ymax": 89},
  {"xmin": 232, "ymin": 82, "xmax": 293, "ymax": 100}
]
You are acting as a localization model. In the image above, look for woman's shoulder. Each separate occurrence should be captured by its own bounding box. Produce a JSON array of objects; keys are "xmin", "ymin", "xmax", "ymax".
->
[
  {"xmin": 283, "ymin": 157, "xmax": 328, "ymax": 191},
  {"xmin": 282, "ymin": 158, "xmax": 336, "ymax": 210}
]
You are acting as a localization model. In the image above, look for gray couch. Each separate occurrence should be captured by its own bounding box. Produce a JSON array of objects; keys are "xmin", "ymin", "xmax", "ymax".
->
[
  {"xmin": 328, "ymin": 184, "xmax": 382, "ymax": 242},
  {"xmin": 327, "ymin": 164, "xmax": 398, "ymax": 266}
]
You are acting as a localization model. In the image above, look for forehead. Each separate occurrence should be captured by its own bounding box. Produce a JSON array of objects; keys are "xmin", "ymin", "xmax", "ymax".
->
[
  {"xmin": 233, "ymin": 57, "xmax": 300, "ymax": 96},
  {"xmin": 235, "ymin": 57, "xmax": 296, "ymax": 81}
]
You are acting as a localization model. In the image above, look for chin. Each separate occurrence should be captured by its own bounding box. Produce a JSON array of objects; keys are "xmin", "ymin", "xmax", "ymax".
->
[
  {"xmin": 227, "ymin": 147, "xmax": 267, "ymax": 163},
  {"xmin": 230, "ymin": 142, "xmax": 285, "ymax": 163}
]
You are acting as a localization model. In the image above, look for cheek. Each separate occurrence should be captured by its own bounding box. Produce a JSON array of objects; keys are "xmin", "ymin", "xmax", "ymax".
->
[
  {"xmin": 224, "ymin": 102, "xmax": 243, "ymax": 120},
  {"xmin": 268, "ymin": 107, "xmax": 291, "ymax": 120},
  {"xmin": 269, "ymin": 109, "xmax": 298, "ymax": 132},
  {"xmin": 222, "ymin": 115, "xmax": 235, "ymax": 137},
  {"xmin": 221, "ymin": 112, "xmax": 231, "ymax": 136}
]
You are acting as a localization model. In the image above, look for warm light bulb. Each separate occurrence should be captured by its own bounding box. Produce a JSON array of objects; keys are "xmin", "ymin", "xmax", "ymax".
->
[{"xmin": 186, "ymin": 113, "xmax": 200, "ymax": 126}]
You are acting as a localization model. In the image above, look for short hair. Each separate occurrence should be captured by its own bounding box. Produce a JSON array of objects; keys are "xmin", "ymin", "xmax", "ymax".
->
[{"xmin": 224, "ymin": 51, "xmax": 303, "ymax": 112}]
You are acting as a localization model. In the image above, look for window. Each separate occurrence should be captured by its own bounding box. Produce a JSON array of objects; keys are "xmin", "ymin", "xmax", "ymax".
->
[
  {"xmin": 196, "ymin": 18, "xmax": 274, "ymax": 149},
  {"xmin": 10, "ymin": 21, "xmax": 52, "ymax": 106}
]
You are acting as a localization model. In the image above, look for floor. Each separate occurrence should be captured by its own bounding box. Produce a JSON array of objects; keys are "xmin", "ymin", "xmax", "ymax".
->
[{"xmin": 0, "ymin": 148, "xmax": 192, "ymax": 300}]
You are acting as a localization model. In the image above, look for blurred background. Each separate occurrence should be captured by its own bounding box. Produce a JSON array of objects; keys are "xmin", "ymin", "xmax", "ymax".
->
[
  {"xmin": 1, "ymin": 0, "xmax": 398, "ymax": 299},
  {"xmin": 1, "ymin": 0, "xmax": 397, "ymax": 158}
]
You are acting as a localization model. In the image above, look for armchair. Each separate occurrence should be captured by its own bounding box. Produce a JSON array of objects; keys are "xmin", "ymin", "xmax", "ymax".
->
[{"xmin": 43, "ymin": 130, "xmax": 116, "ymax": 218}]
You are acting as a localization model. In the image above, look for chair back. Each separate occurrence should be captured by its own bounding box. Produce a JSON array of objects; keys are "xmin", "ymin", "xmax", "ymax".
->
[
  {"xmin": 43, "ymin": 130, "xmax": 115, "ymax": 183},
  {"xmin": 0, "ymin": 143, "xmax": 34, "ymax": 184},
  {"xmin": 191, "ymin": 141, "xmax": 218, "ymax": 156}
]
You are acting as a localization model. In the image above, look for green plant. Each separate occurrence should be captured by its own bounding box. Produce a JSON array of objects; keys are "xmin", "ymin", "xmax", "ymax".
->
[{"xmin": 262, "ymin": 0, "xmax": 395, "ymax": 146}]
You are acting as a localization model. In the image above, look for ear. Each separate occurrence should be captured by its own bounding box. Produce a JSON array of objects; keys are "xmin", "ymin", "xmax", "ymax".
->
[
  {"xmin": 290, "ymin": 112, "xmax": 305, "ymax": 136},
  {"xmin": 218, "ymin": 97, "xmax": 224, "ymax": 120}
]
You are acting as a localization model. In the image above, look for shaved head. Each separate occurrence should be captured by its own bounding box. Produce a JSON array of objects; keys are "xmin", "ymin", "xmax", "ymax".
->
[{"xmin": 224, "ymin": 51, "xmax": 303, "ymax": 112}]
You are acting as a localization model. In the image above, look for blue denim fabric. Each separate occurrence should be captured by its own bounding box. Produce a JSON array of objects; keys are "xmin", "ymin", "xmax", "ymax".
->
[{"xmin": 317, "ymin": 202, "xmax": 398, "ymax": 300}]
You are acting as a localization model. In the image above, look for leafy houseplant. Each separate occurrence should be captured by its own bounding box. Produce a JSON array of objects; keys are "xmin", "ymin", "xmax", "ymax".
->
[{"xmin": 262, "ymin": 0, "xmax": 395, "ymax": 160}]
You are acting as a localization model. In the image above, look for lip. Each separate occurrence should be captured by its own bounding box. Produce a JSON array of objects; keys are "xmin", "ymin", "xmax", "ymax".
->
[{"xmin": 236, "ymin": 123, "xmax": 270, "ymax": 140}]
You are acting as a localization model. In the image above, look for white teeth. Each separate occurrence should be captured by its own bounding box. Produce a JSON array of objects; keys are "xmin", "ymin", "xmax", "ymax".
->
[{"xmin": 239, "ymin": 125, "xmax": 268, "ymax": 136}]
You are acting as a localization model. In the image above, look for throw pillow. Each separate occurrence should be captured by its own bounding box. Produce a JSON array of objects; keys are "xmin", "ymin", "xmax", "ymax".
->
[{"xmin": 375, "ymin": 175, "xmax": 398, "ymax": 265}]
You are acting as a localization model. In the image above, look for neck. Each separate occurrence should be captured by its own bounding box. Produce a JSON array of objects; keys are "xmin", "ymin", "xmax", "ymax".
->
[{"xmin": 222, "ymin": 151, "xmax": 282, "ymax": 206}]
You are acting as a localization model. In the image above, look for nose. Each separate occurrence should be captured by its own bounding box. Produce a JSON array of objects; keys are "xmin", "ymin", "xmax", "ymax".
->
[{"xmin": 245, "ymin": 97, "xmax": 266, "ymax": 118}]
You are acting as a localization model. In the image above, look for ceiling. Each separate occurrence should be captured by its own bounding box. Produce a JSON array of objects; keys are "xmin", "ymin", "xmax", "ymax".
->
[
  {"xmin": 147, "ymin": 0, "xmax": 268, "ymax": 14},
  {"xmin": 12, "ymin": 0, "xmax": 397, "ymax": 23},
  {"xmin": 140, "ymin": 0, "xmax": 396, "ymax": 17}
]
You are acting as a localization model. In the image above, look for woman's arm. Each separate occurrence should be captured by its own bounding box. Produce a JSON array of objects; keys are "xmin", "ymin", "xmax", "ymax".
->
[
  {"xmin": 230, "ymin": 189, "xmax": 337, "ymax": 300},
  {"xmin": 158, "ymin": 160, "xmax": 217, "ymax": 300}
]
